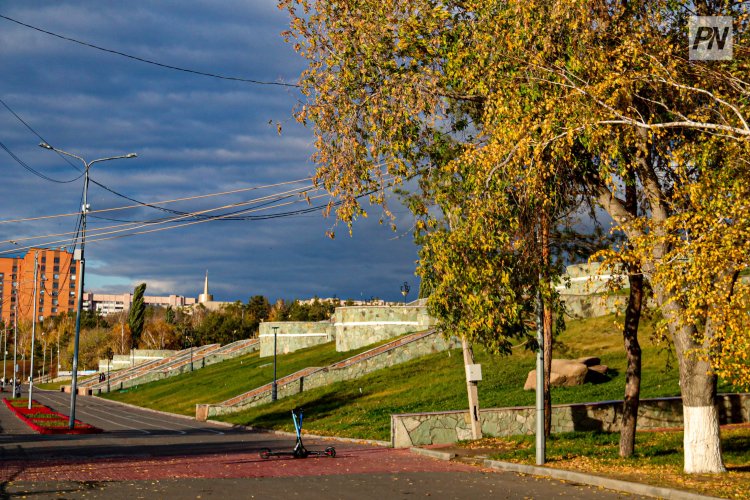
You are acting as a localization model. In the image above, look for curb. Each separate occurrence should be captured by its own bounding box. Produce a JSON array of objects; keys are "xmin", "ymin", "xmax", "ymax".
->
[
  {"xmin": 221, "ymin": 422, "xmax": 392, "ymax": 448},
  {"xmin": 483, "ymin": 459, "xmax": 721, "ymax": 500},
  {"xmin": 410, "ymin": 447, "xmax": 456, "ymax": 461},
  {"xmin": 407, "ymin": 448, "xmax": 720, "ymax": 500}
]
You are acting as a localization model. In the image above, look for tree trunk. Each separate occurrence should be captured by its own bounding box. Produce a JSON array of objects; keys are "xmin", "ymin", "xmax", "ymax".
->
[
  {"xmin": 619, "ymin": 267, "xmax": 642, "ymax": 457},
  {"xmin": 670, "ymin": 310, "xmax": 725, "ymax": 473},
  {"xmin": 596, "ymin": 159, "xmax": 725, "ymax": 473},
  {"xmin": 619, "ymin": 177, "xmax": 643, "ymax": 458}
]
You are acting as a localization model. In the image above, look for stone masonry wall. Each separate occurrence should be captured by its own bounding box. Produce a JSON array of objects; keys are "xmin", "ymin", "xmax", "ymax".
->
[
  {"xmin": 391, "ymin": 393, "xmax": 750, "ymax": 447},
  {"xmin": 334, "ymin": 306, "xmax": 436, "ymax": 352},
  {"xmin": 200, "ymin": 332, "xmax": 457, "ymax": 420},
  {"xmin": 98, "ymin": 349, "xmax": 176, "ymax": 372},
  {"xmin": 259, "ymin": 321, "xmax": 333, "ymax": 357},
  {"xmin": 104, "ymin": 341, "xmax": 260, "ymax": 393}
]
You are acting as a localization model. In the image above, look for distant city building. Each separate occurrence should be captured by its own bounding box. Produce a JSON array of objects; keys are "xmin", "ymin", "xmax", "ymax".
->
[
  {"xmin": 297, "ymin": 297, "xmax": 397, "ymax": 306},
  {"xmin": 82, "ymin": 292, "xmax": 196, "ymax": 315},
  {"xmin": 198, "ymin": 270, "xmax": 213, "ymax": 304},
  {"xmin": 194, "ymin": 270, "xmax": 231, "ymax": 312},
  {"xmin": 0, "ymin": 247, "xmax": 81, "ymax": 324}
]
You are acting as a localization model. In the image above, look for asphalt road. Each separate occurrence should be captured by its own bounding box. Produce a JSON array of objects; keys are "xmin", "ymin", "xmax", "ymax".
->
[{"xmin": 0, "ymin": 387, "xmax": 647, "ymax": 499}]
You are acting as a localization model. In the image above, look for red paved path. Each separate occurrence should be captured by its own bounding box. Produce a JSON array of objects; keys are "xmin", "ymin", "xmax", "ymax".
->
[{"xmin": 0, "ymin": 447, "xmax": 478, "ymax": 482}]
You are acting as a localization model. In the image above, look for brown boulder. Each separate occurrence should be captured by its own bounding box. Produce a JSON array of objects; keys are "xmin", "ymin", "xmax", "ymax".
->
[
  {"xmin": 576, "ymin": 356, "xmax": 601, "ymax": 367},
  {"xmin": 525, "ymin": 370, "xmax": 567, "ymax": 390},
  {"xmin": 523, "ymin": 360, "xmax": 589, "ymax": 391},
  {"xmin": 550, "ymin": 359, "xmax": 589, "ymax": 386},
  {"xmin": 584, "ymin": 364, "xmax": 609, "ymax": 384}
]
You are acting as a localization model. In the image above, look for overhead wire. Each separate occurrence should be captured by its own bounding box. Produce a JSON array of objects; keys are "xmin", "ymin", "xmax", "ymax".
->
[
  {"xmin": 0, "ymin": 176, "xmax": 315, "ymax": 225},
  {"xmin": 0, "ymin": 191, "xmax": 327, "ymax": 255},
  {"xmin": 75, "ymin": 190, "xmax": 361, "ymax": 247},
  {"xmin": 1, "ymin": 183, "xmax": 323, "ymax": 247},
  {"xmin": 0, "ymin": 96, "xmax": 83, "ymax": 174},
  {"xmin": 86, "ymin": 176, "xmax": 318, "ymax": 221},
  {"xmin": 0, "ymin": 14, "xmax": 300, "ymax": 88},
  {"xmin": 0, "ymin": 178, "xmax": 396, "ymax": 256},
  {"xmin": 0, "ymin": 185, "xmax": 330, "ymax": 255},
  {"xmin": 0, "ymin": 139, "xmax": 82, "ymax": 184}
]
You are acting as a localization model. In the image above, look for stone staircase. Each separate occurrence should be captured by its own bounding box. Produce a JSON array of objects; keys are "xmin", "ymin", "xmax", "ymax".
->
[
  {"xmin": 196, "ymin": 329, "xmax": 457, "ymax": 421},
  {"xmin": 71, "ymin": 338, "xmax": 260, "ymax": 394}
]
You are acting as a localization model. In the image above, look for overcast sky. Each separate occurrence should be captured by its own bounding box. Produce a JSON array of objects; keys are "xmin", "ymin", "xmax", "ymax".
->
[{"xmin": 0, "ymin": 1, "xmax": 421, "ymax": 303}]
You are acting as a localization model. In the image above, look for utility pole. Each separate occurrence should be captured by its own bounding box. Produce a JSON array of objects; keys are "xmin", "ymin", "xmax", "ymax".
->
[
  {"xmin": 28, "ymin": 251, "xmax": 38, "ymax": 409},
  {"xmin": 12, "ymin": 285, "xmax": 18, "ymax": 398},
  {"xmin": 535, "ymin": 286, "xmax": 546, "ymax": 465},
  {"xmin": 39, "ymin": 142, "xmax": 137, "ymax": 429},
  {"xmin": 56, "ymin": 325, "xmax": 61, "ymax": 377},
  {"xmin": 42, "ymin": 333, "xmax": 46, "ymax": 382},
  {"xmin": 272, "ymin": 326, "xmax": 278, "ymax": 401},
  {"xmin": 2, "ymin": 324, "xmax": 7, "ymax": 388}
]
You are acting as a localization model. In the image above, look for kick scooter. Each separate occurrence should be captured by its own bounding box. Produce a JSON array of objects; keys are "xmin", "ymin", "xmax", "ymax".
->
[{"xmin": 259, "ymin": 408, "xmax": 336, "ymax": 459}]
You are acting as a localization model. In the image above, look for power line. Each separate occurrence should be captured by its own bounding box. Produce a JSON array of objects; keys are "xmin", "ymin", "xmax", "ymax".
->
[
  {"xmin": 0, "ymin": 176, "xmax": 315, "ymax": 225},
  {"xmin": 0, "ymin": 14, "xmax": 300, "ymax": 88},
  {"xmin": 2, "ymin": 183, "xmax": 323, "ymax": 246},
  {"xmin": 0, "ymin": 181, "xmax": 393, "ymax": 256},
  {"xmin": 0, "ymin": 139, "xmax": 83, "ymax": 184},
  {"xmin": 0, "ymin": 190, "xmax": 331, "ymax": 255},
  {"xmin": 0, "ymin": 97, "xmax": 83, "ymax": 174}
]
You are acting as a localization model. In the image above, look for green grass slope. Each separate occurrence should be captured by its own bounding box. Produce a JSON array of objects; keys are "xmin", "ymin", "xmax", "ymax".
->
[
  {"xmin": 101, "ymin": 314, "xmax": 739, "ymax": 442},
  {"xmin": 101, "ymin": 339, "xmax": 391, "ymax": 415}
]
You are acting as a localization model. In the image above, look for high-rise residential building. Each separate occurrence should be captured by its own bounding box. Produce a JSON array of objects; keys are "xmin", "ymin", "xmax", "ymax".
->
[{"xmin": 0, "ymin": 247, "xmax": 80, "ymax": 325}]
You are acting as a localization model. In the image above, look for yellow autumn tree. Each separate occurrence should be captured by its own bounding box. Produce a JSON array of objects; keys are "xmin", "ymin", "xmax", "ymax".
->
[{"xmin": 281, "ymin": 0, "xmax": 749, "ymax": 473}]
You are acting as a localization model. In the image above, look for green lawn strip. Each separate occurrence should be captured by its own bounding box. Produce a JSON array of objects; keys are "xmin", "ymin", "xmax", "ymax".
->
[
  {"xmin": 23, "ymin": 412, "xmax": 62, "ymax": 419},
  {"xmin": 36, "ymin": 380, "xmax": 71, "ymax": 391},
  {"xmin": 218, "ymin": 319, "xmax": 686, "ymax": 441},
  {"xmin": 98, "ymin": 314, "xmax": 740, "ymax": 442},
  {"xmin": 100, "ymin": 337, "xmax": 402, "ymax": 415},
  {"xmin": 474, "ymin": 428, "xmax": 750, "ymax": 499}
]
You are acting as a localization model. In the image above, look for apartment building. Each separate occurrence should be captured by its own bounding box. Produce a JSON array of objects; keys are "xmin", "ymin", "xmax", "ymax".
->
[
  {"xmin": 81, "ymin": 292, "xmax": 196, "ymax": 315},
  {"xmin": 0, "ymin": 247, "xmax": 81, "ymax": 325}
]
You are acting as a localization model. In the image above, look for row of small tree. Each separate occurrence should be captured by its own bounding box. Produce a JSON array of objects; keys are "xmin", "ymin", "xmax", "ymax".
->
[{"xmin": 2, "ymin": 289, "xmax": 344, "ymax": 377}]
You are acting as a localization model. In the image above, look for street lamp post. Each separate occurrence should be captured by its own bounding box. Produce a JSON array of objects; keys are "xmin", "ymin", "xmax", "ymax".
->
[
  {"xmin": 271, "ymin": 326, "xmax": 278, "ymax": 401},
  {"xmin": 400, "ymin": 281, "xmax": 410, "ymax": 305},
  {"xmin": 106, "ymin": 347, "xmax": 113, "ymax": 393},
  {"xmin": 28, "ymin": 251, "xmax": 38, "ymax": 409},
  {"xmin": 187, "ymin": 336, "xmax": 193, "ymax": 371},
  {"xmin": 39, "ymin": 142, "xmax": 137, "ymax": 428},
  {"xmin": 2, "ymin": 325, "xmax": 7, "ymax": 388},
  {"xmin": 12, "ymin": 286, "xmax": 18, "ymax": 398}
]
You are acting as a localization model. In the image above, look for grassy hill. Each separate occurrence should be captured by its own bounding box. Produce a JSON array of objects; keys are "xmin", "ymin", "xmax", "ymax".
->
[{"xmin": 101, "ymin": 314, "xmax": 738, "ymax": 441}]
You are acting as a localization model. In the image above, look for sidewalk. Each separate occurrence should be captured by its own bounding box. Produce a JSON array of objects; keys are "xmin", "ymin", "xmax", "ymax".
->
[{"xmin": 411, "ymin": 445, "xmax": 722, "ymax": 500}]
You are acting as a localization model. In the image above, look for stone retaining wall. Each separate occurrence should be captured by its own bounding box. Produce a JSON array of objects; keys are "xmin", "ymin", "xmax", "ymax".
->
[
  {"xmin": 334, "ymin": 306, "xmax": 436, "ymax": 351},
  {"xmin": 198, "ymin": 331, "xmax": 457, "ymax": 420},
  {"xmin": 259, "ymin": 321, "xmax": 334, "ymax": 357},
  {"xmin": 98, "ymin": 349, "xmax": 176, "ymax": 372},
  {"xmin": 560, "ymin": 294, "xmax": 624, "ymax": 319},
  {"xmin": 105, "ymin": 341, "xmax": 259, "ymax": 393},
  {"xmin": 391, "ymin": 393, "xmax": 750, "ymax": 447}
]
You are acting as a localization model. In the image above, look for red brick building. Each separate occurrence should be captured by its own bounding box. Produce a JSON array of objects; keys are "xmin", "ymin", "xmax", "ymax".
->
[{"xmin": 0, "ymin": 248, "xmax": 80, "ymax": 325}]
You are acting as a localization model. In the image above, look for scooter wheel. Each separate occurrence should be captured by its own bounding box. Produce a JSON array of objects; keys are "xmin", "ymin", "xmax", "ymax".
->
[
  {"xmin": 259, "ymin": 448, "xmax": 271, "ymax": 459},
  {"xmin": 325, "ymin": 447, "xmax": 336, "ymax": 458}
]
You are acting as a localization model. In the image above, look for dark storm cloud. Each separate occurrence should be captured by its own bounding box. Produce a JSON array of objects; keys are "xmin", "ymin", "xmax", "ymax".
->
[{"xmin": 0, "ymin": 1, "xmax": 421, "ymax": 302}]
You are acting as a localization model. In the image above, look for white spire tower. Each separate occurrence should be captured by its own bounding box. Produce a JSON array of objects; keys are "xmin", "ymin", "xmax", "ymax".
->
[{"xmin": 198, "ymin": 270, "xmax": 213, "ymax": 304}]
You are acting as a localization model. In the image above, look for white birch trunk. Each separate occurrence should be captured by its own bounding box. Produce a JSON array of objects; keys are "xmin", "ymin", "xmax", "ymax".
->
[{"xmin": 683, "ymin": 405, "xmax": 726, "ymax": 473}]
